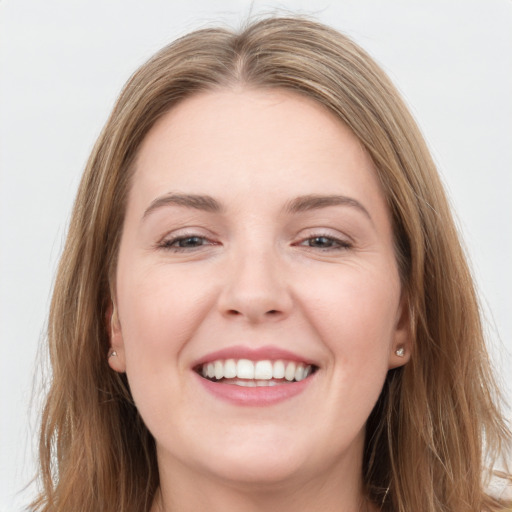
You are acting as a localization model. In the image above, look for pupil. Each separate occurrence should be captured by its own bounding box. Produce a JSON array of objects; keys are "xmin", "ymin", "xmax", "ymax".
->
[
  {"xmin": 180, "ymin": 237, "xmax": 202, "ymax": 247},
  {"xmin": 312, "ymin": 236, "xmax": 331, "ymax": 247}
]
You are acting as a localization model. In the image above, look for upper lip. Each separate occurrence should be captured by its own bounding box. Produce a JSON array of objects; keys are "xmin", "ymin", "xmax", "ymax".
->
[{"xmin": 191, "ymin": 345, "xmax": 318, "ymax": 368}]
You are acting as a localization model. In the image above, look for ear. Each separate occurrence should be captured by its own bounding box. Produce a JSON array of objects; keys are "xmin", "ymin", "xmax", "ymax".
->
[
  {"xmin": 106, "ymin": 301, "xmax": 127, "ymax": 373},
  {"xmin": 388, "ymin": 293, "xmax": 413, "ymax": 369}
]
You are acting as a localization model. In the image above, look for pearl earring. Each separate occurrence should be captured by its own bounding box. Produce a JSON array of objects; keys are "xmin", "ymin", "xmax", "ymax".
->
[
  {"xmin": 108, "ymin": 349, "xmax": 117, "ymax": 359},
  {"xmin": 395, "ymin": 347, "xmax": 405, "ymax": 357}
]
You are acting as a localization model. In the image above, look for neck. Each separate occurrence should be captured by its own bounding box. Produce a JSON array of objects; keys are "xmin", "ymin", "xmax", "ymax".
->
[{"xmin": 151, "ymin": 442, "xmax": 374, "ymax": 512}]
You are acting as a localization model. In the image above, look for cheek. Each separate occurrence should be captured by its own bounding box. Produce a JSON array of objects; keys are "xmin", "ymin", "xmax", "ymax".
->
[
  {"xmin": 115, "ymin": 261, "xmax": 217, "ymax": 425},
  {"xmin": 288, "ymin": 263, "xmax": 400, "ymax": 446},
  {"xmin": 300, "ymin": 262, "xmax": 400, "ymax": 366},
  {"xmin": 116, "ymin": 260, "xmax": 216, "ymax": 366}
]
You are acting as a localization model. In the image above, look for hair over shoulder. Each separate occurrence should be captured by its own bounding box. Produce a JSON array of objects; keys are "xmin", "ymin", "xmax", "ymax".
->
[{"xmin": 32, "ymin": 15, "xmax": 511, "ymax": 512}]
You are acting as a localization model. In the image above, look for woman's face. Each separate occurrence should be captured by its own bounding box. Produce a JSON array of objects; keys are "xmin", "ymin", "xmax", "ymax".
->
[{"xmin": 110, "ymin": 89, "xmax": 410, "ymax": 488}]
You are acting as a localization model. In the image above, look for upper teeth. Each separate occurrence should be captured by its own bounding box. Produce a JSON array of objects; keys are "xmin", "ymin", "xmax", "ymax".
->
[{"xmin": 200, "ymin": 359, "xmax": 313, "ymax": 382}]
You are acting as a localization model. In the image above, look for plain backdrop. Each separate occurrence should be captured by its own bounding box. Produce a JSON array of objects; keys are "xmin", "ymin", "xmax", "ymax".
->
[{"xmin": 1, "ymin": 1, "xmax": 511, "ymax": 509}]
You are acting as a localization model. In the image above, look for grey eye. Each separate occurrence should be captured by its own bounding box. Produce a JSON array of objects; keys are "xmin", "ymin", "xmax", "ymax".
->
[
  {"xmin": 174, "ymin": 236, "xmax": 206, "ymax": 248},
  {"xmin": 305, "ymin": 236, "xmax": 337, "ymax": 248}
]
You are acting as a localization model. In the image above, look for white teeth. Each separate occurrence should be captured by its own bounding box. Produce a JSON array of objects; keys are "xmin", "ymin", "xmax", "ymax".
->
[
  {"xmin": 254, "ymin": 360, "xmax": 273, "ymax": 379},
  {"xmin": 236, "ymin": 359, "xmax": 255, "ymax": 379},
  {"xmin": 199, "ymin": 358, "xmax": 315, "ymax": 382},
  {"xmin": 284, "ymin": 362, "xmax": 296, "ymax": 381},
  {"xmin": 214, "ymin": 360, "xmax": 223, "ymax": 380},
  {"xmin": 224, "ymin": 359, "xmax": 237, "ymax": 378},
  {"xmin": 272, "ymin": 360, "xmax": 285, "ymax": 379}
]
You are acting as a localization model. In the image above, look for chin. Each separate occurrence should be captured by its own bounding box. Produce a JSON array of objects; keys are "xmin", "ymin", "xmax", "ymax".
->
[
  {"xmin": 202, "ymin": 451, "xmax": 307, "ymax": 487},
  {"xmin": 183, "ymin": 428, "xmax": 315, "ymax": 486}
]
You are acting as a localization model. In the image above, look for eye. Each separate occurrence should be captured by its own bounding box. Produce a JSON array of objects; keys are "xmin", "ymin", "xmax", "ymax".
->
[
  {"xmin": 159, "ymin": 235, "xmax": 214, "ymax": 251},
  {"xmin": 298, "ymin": 235, "xmax": 351, "ymax": 250}
]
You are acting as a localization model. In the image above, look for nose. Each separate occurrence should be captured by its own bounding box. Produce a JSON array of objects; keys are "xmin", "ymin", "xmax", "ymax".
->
[{"xmin": 217, "ymin": 246, "xmax": 293, "ymax": 324}]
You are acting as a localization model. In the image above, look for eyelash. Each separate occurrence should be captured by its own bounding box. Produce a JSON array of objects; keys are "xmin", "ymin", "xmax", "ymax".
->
[
  {"xmin": 158, "ymin": 233, "xmax": 352, "ymax": 252},
  {"xmin": 158, "ymin": 235, "xmax": 215, "ymax": 252},
  {"xmin": 296, "ymin": 234, "xmax": 352, "ymax": 251}
]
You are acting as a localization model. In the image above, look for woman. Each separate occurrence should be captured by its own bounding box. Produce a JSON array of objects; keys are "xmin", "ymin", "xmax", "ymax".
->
[{"xmin": 32, "ymin": 16, "xmax": 511, "ymax": 512}]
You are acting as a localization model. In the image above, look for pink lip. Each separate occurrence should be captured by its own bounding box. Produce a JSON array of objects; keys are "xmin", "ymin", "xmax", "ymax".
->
[
  {"xmin": 192, "ymin": 345, "xmax": 318, "ymax": 406},
  {"xmin": 192, "ymin": 345, "xmax": 316, "ymax": 367},
  {"xmin": 194, "ymin": 371, "xmax": 316, "ymax": 406}
]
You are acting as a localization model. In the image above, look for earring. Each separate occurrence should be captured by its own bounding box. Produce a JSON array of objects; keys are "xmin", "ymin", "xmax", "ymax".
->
[
  {"xmin": 108, "ymin": 349, "xmax": 117, "ymax": 359},
  {"xmin": 395, "ymin": 347, "xmax": 405, "ymax": 357}
]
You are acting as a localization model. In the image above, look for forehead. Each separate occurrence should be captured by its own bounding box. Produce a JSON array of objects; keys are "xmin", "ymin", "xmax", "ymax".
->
[{"xmin": 129, "ymin": 88, "xmax": 388, "ymax": 220}]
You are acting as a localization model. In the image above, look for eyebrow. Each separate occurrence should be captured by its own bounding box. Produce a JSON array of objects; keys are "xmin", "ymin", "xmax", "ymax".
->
[
  {"xmin": 142, "ymin": 192, "xmax": 372, "ymax": 222},
  {"xmin": 284, "ymin": 194, "xmax": 372, "ymax": 221},
  {"xmin": 143, "ymin": 193, "xmax": 223, "ymax": 219}
]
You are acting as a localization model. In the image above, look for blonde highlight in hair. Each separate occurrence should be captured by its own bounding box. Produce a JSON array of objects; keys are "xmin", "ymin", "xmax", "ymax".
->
[{"xmin": 33, "ymin": 16, "xmax": 511, "ymax": 511}]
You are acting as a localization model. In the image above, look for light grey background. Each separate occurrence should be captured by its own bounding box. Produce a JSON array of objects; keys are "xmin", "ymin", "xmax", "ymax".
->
[{"xmin": 1, "ymin": 1, "xmax": 511, "ymax": 509}]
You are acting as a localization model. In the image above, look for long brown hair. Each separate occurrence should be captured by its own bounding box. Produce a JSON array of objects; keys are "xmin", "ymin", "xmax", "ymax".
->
[{"xmin": 32, "ymin": 16, "xmax": 511, "ymax": 511}]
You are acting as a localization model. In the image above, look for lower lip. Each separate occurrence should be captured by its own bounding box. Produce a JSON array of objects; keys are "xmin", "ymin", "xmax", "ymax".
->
[{"xmin": 194, "ymin": 372, "xmax": 315, "ymax": 406}]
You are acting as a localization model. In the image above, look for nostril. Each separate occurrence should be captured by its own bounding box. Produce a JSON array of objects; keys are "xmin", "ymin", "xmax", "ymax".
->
[{"xmin": 222, "ymin": 307, "xmax": 285, "ymax": 321}]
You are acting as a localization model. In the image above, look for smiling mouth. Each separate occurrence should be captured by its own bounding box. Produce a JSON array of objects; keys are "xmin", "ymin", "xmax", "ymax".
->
[{"xmin": 195, "ymin": 358, "xmax": 318, "ymax": 386}]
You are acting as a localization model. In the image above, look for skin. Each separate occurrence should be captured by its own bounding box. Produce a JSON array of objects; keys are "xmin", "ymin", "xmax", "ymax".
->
[{"xmin": 109, "ymin": 88, "xmax": 411, "ymax": 512}]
